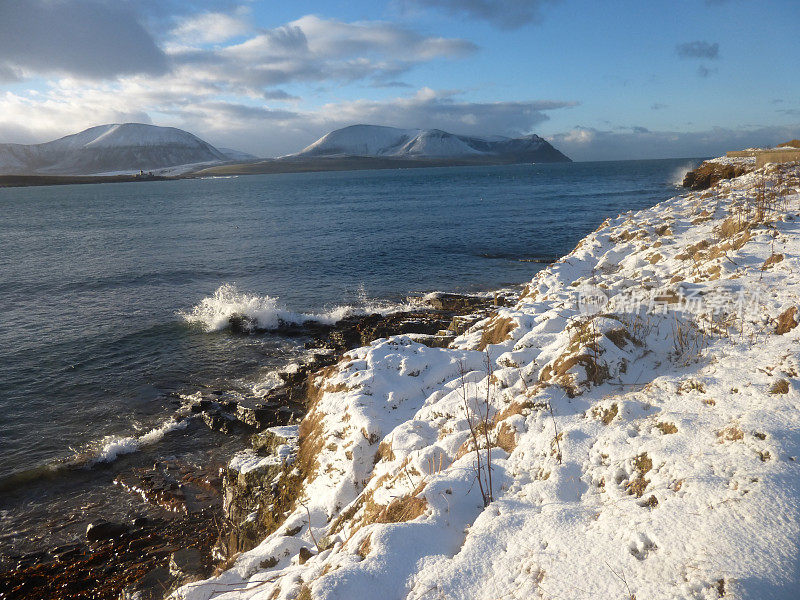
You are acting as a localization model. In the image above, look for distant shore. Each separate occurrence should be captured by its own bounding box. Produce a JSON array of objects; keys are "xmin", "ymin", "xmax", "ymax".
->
[
  {"xmin": 0, "ymin": 173, "xmax": 174, "ymax": 188},
  {"xmin": 0, "ymin": 156, "xmax": 568, "ymax": 189}
]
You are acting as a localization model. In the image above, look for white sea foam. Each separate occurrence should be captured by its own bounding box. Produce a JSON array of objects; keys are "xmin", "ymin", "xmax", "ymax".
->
[
  {"xmin": 180, "ymin": 283, "xmax": 415, "ymax": 333},
  {"xmin": 92, "ymin": 418, "xmax": 188, "ymax": 464},
  {"xmin": 669, "ymin": 162, "xmax": 699, "ymax": 187}
]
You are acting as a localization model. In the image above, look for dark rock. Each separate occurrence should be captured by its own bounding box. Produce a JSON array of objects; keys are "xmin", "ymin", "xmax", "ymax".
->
[
  {"xmin": 168, "ymin": 548, "xmax": 204, "ymax": 577},
  {"xmin": 424, "ymin": 292, "xmax": 489, "ymax": 312},
  {"xmin": 118, "ymin": 567, "xmax": 176, "ymax": 600},
  {"xmin": 228, "ymin": 313, "xmax": 259, "ymax": 334},
  {"xmin": 201, "ymin": 410, "xmax": 243, "ymax": 434},
  {"xmin": 86, "ymin": 521, "xmax": 129, "ymax": 542},
  {"xmin": 682, "ymin": 162, "xmax": 749, "ymax": 190}
]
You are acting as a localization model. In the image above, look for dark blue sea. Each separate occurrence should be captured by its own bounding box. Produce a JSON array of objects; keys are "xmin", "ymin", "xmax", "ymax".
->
[{"xmin": 0, "ymin": 159, "xmax": 698, "ymax": 553}]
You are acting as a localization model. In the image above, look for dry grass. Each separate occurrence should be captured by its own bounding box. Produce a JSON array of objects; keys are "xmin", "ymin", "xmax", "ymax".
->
[
  {"xmin": 717, "ymin": 423, "xmax": 744, "ymax": 442},
  {"xmin": 627, "ymin": 453, "xmax": 652, "ymax": 498},
  {"xmin": 655, "ymin": 422, "xmax": 678, "ymax": 434},
  {"xmin": 655, "ymin": 224, "xmax": 672, "ymax": 236},
  {"xmin": 356, "ymin": 534, "xmax": 372, "ymax": 559},
  {"xmin": 762, "ymin": 253, "xmax": 784, "ymax": 270},
  {"xmin": 374, "ymin": 441, "xmax": 395, "ymax": 464},
  {"xmin": 716, "ymin": 217, "xmax": 751, "ymax": 240},
  {"xmin": 296, "ymin": 585, "xmax": 312, "ymax": 600},
  {"xmin": 770, "ymin": 379, "xmax": 790, "ymax": 394},
  {"xmin": 776, "ymin": 307, "xmax": 798, "ymax": 335},
  {"xmin": 494, "ymin": 421, "xmax": 517, "ymax": 453},
  {"xmin": 594, "ymin": 403, "xmax": 618, "ymax": 425},
  {"xmin": 362, "ymin": 482, "xmax": 428, "ymax": 525},
  {"xmin": 478, "ymin": 316, "xmax": 517, "ymax": 350}
]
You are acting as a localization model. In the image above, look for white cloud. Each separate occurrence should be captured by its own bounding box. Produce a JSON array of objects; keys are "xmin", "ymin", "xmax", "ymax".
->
[
  {"xmin": 171, "ymin": 10, "xmax": 251, "ymax": 44},
  {"xmin": 547, "ymin": 124, "xmax": 800, "ymax": 161}
]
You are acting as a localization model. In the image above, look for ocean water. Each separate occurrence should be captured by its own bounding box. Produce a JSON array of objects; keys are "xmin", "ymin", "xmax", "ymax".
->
[{"xmin": 0, "ymin": 159, "xmax": 698, "ymax": 553}]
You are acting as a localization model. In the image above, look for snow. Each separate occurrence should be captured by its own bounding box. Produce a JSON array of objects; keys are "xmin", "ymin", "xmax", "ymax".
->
[
  {"xmin": 289, "ymin": 124, "xmax": 553, "ymax": 160},
  {"xmin": 173, "ymin": 160, "xmax": 800, "ymax": 600},
  {"xmin": 45, "ymin": 123, "xmax": 211, "ymax": 151},
  {"xmin": 0, "ymin": 123, "xmax": 253, "ymax": 175}
]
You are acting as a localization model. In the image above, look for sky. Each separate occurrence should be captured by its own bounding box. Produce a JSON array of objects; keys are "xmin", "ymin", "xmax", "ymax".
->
[{"xmin": 0, "ymin": 0, "xmax": 798, "ymax": 160}]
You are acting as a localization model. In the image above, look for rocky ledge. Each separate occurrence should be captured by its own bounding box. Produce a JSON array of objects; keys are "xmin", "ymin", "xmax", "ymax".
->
[{"xmin": 683, "ymin": 160, "xmax": 753, "ymax": 190}]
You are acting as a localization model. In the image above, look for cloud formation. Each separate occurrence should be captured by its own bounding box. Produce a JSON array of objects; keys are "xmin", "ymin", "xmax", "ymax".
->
[
  {"xmin": 0, "ymin": 84, "xmax": 575, "ymax": 157},
  {"xmin": 0, "ymin": 0, "xmax": 168, "ymax": 79},
  {"xmin": 171, "ymin": 10, "xmax": 251, "ymax": 44},
  {"xmin": 547, "ymin": 124, "xmax": 800, "ymax": 161},
  {"xmin": 676, "ymin": 41, "xmax": 720, "ymax": 60},
  {"xmin": 405, "ymin": 0, "xmax": 559, "ymax": 29}
]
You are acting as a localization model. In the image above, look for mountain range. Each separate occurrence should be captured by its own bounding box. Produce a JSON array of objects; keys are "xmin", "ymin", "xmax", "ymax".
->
[
  {"xmin": 290, "ymin": 124, "xmax": 570, "ymax": 162},
  {"xmin": 0, "ymin": 123, "xmax": 569, "ymax": 177}
]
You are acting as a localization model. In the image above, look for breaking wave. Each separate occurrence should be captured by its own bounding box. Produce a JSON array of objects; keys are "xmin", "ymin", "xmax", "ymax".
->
[
  {"xmin": 90, "ymin": 418, "xmax": 189, "ymax": 464},
  {"xmin": 180, "ymin": 283, "xmax": 414, "ymax": 333},
  {"xmin": 0, "ymin": 418, "xmax": 190, "ymax": 493},
  {"xmin": 669, "ymin": 162, "xmax": 699, "ymax": 187}
]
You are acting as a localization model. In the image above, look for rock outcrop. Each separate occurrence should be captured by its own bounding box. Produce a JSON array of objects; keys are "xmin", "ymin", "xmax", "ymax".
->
[{"xmin": 682, "ymin": 161, "xmax": 750, "ymax": 190}]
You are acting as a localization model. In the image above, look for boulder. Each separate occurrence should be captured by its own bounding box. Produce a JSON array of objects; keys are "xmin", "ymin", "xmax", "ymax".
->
[
  {"xmin": 86, "ymin": 521, "xmax": 129, "ymax": 542},
  {"xmin": 168, "ymin": 548, "xmax": 204, "ymax": 578}
]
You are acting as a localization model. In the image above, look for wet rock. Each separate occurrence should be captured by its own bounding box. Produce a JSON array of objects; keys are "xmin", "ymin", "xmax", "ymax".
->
[
  {"xmin": 251, "ymin": 425, "xmax": 299, "ymax": 455},
  {"xmin": 424, "ymin": 292, "xmax": 491, "ymax": 312},
  {"xmin": 119, "ymin": 567, "xmax": 176, "ymax": 600},
  {"xmin": 114, "ymin": 460, "xmax": 222, "ymax": 514},
  {"xmin": 201, "ymin": 410, "xmax": 242, "ymax": 434},
  {"xmin": 86, "ymin": 521, "xmax": 129, "ymax": 542},
  {"xmin": 168, "ymin": 548, "xmax": 204, "ymax": 578},
  {"xmin": 218, "ymin": 432, "xmax": 300, "ymax": 556}
]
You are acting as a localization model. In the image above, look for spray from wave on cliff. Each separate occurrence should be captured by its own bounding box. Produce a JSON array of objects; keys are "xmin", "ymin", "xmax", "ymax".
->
[{"xmin": 669, "ymin": 161, "xmax": 699, "ymax": 187}]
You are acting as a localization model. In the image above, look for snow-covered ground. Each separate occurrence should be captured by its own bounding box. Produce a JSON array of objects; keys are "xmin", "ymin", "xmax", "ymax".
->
[
  {"xmin": 707, "ymin": 155, "xmax": 757, "ymax": 166},
  {"xmin": 175, "ymin": 160, "xmax": 800, "ymax": 600}
]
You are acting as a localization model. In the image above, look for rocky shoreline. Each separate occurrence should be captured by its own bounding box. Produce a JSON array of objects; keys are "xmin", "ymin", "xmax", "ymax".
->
[{"xmin": 0, "ymin": 292, "xmax": 508, "ymax": 600}]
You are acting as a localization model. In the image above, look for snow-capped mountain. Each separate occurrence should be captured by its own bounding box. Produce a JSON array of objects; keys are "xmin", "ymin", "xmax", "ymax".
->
[
  {"xmin": 290, "ymin": 124, "xmax": 570, "ymax": 162},
  {"xmin": 0, "ymin": 124, "xmax": 247, "ymax": 175}
]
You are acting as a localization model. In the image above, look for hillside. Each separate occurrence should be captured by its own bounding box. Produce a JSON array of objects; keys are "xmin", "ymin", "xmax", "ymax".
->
[
  {"xmin": 174, "ymin": 159, "xmax": 800, "ymax": 600},
  {"xmin": 0, "ymin": 124, "xmax": 245, "ymax": 176},
  {"xmin": 290, "ymin": 124, "xmax": 570, "ymax": 162}
]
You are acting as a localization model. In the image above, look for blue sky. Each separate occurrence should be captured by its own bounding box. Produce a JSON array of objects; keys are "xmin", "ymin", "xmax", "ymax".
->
[{"xmin": 0, "ymin": 0, "xmax": 798, "ymax": 159}]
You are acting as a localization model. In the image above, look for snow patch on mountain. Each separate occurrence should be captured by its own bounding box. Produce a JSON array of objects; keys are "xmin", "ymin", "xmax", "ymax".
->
[
  {"xmin": 0, "ymin": 123, "xmax": 250, "ymax": 175},
  {"xmin": 289, "ymin": 124, "xmax": 570, "ymax": 162}
]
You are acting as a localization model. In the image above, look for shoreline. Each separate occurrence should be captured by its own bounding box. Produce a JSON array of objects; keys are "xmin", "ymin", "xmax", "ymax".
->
[
  {"xmin": 0, "ymin": 292, "xmax": 508, "ymax": 599},
  {"xmin": 0, "ymin": 174, "xmax": 174, "ymax": 188},
  {"xmin": 166, "ymin": 160, "xmax": 800, "ymax": 599}
]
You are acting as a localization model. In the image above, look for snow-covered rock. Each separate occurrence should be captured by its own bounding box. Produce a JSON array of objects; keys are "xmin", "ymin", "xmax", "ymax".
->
[
  {"xmin": 288, "ymin": 124, "xmax": 570, "ymax": 162},
  {"xmin": 0, "ymin": 123, "xmax": 248, "ymax": 175},
  {"xmin": 173, "ymin": 161, "xmax": 800, "ymax": 600}
]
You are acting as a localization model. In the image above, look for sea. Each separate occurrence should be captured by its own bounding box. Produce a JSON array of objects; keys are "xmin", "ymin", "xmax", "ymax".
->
[{"xmin": 0, "ymin": 158, "xmax": 699, "ymax": 556}]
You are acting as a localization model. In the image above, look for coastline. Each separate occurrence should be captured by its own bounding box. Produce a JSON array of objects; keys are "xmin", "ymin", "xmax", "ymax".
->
[
  {"xmin": 0, "ymin": 293, "xmax": 506, "ymax": 599},
  {"xmin": 5, "ymin": 157, "xmax": 799, "ymax": 599},
  {"xmin": 0, "ymin": 174, "xmax": 174, "ymax": 188},
  {"xmin": 169, "ymin": 159, "xmax": 800, "ymax": 599}
]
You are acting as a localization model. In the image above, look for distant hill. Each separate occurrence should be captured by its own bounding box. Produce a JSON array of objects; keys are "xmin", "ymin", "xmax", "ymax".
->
[
  {"xmin": 288, "ymin": 124, "xmax": 570, "ymax": 162},
  {"xmin": 0, "ymin": 124, "xmax": 250, "ymax": 175}
]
